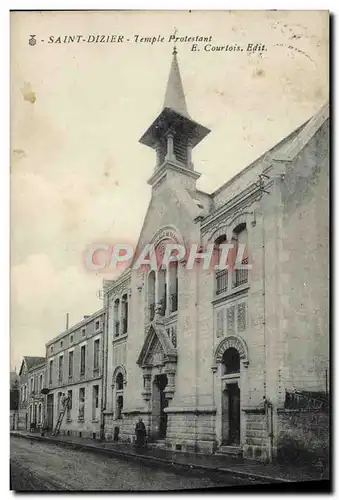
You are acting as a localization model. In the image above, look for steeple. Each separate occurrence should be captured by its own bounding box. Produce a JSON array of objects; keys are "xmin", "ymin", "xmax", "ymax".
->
[
  {"xmin": 163, "ymin": 47, "xmax": 190, "ymax": 118},
  {"xmin": 139, "ymin": 49, "xmax": 210, "ymax": 189}
]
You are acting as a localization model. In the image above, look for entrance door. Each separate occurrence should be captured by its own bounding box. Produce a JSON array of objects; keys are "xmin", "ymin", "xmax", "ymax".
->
[
  {"xmin": 152, "ymin": 374, "xmax": 168, "ymax": 440},
  {"xmin": 47, "ymin": 394, "xmax": 54, "ymax": 431},
  {"xmin": 228, "ymin": 383, "xmax": 240, "ymax": 445}
]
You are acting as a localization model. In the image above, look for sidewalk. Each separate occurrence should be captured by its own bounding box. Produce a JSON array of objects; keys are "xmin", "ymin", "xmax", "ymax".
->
[{"xmin": 10, "ymin": 430, "xmax": 328, "ymax": 484}]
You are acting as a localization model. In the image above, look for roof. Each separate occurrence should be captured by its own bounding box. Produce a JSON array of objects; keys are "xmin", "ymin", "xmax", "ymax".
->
[
  {"xmin": 209, "ymin": 101, "xmax": 329, "ymax": 210},
  {"xmin": 19, "ymin": 356, "xmax": 45, "ymax": 375},
  {"xmin": 45, "ymin": 308, "xmax": 105, "ymax": 347},
  {"xmin": 163, "ymin": 48, "xmax": 190, "ymax": 118}
]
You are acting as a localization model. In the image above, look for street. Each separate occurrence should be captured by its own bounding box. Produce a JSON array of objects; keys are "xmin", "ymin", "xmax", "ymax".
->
[{"xmin": 10, "ymin": 436, "xmax": 248, "ymax": 491}]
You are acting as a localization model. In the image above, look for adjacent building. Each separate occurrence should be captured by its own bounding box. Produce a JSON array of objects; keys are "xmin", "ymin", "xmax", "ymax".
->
[
  {"xmin": 45, "ymin": 309, "xmax": 105, "ymax": 438},
  {"xmin": 102, "ymin": 50, "xmax": 329, "ymax": 462},
  {"xmin": 18, "ymin": 357, "xmax": 45, "ymax": 430},
  {"xmin": 10, "ymin": 371, "xmax": 19, "ymax": 430}
]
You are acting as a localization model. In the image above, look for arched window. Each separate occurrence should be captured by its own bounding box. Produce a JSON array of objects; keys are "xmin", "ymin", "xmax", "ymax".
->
[
  {"xmin": 121, "ymin": 294, "xmax": 128, "ymax": 334},
  {"xmin": 148, "ymin": 271, "xmax": 156, "ymax": 321},
  {"xmin": 232, "ymin": 223, "xmax": 248, "ymax": 288},
  {"xmin": 158, "ymin": 268, "xmax": 166, "ymax": 316},
  {"xmin": 215, "ymin": 234, "xmax": 229, "ymax": 295},
  {"xmin": 222, "ymin": 347, "xmax": 240, "ymax": 375},
  {"xmin": 114, "ymin": 298, "xmax": 120, "ymax": 337},
  {"xmin": 115, "ymin": 372, "xmax": 124, "ymax": 420},
  {"xmin": 116, "ymin": 372, "xmax": 124, "ymax": 391},
  {"xmin": 169, "ymin": 261, "xmax": 178, "ymax": 313}
]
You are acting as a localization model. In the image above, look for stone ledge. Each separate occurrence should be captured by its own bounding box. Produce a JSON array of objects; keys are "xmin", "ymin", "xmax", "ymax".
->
[{"xmin": 164, "ymin": 406, "xmax": 216, "ymax": 414}]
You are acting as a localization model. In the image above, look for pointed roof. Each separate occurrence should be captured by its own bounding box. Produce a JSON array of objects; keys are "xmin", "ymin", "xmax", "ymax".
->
[
  {"xmin": 163, "ymin": 48, "xmax": 190, "ymax": 118},
  {"xmin": 137, "ymin": 322, "xmax": 177, "ymax": 367},
  {"xmin": 19, "ymin": 356, "xmax": 45, "ymax": 375},
  {"xmin": 139, "ymin": 49, "xmax": 210, "ymax": 150}
]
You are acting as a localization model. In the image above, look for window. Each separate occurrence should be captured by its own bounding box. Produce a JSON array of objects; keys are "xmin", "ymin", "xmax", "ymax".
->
[
  {"xmin": 81, "ymin": 328, "xmax": 86, "ymax": 337},
  {"xmin": 122, "ymin": 295, "xmax": 128, "ymax": 334},
  {"xmin": 114, "ymin": 299, "xmax": 120, "ymax": 337},
  {"xmin": 95, "ymin": 320, "xmax": 100, "ymax": 331},
  {"xmin": 80, "ymin": 346, "xmax": 86, "ymax": 376},
  {"xmin": 67, "ymin": 390, "xmax": 72, "ymax": 420},
  {"xmin": 148, "ymin": 271, "xmax": 156, "ymax": 321},
  {"xmin": 30, "ymin": 377, "xmax": 34, "ymax": 394},
  {"xmin": 115, "ymin": 372, "xmax": 124, "ymax": 420},
  {"xmin": 68, "ymin": 351, "xmax": 74, "ymax": 380},
  {"xmin": 58, "ymin": 355, "xmax": 64, "ymax": 383},
  {"xmin": 38, "ymin": 404, "xmax": 42, "ymax": 424},
  {"xmin": 79, "ymin": 388, "xmax": 85, "ymax": 420},
  {"xmin": 233, "ymin": 223, "xmax": 248, "ymax": 288},
  {"xmin": 39, "ymin": 374, "xmax": 43, "ymax": 392},
  {"xmin": 93, "ymin": 340, "xmax": 100, "ymax": 372},
  {"xmin": 60, "ymin": 340, "xmax": 63, "ymax": 348},
  {"xmin": 214, "ymin": 235, "xmax": 229, "ymax": 295},
  {"xmin": 93, "ymin": 385, "xmax": 99, "ymax": 409},
  {"xmin": 222, "ymin": 347, "xmax": 240, "ymax": 375},
  {"xmin": 49, "ymin": 360, "xmax": 53, "ymax": 385},
  {"xmin": 70, "ymin": 335, "xmax": 74, "ymax": 343},
  {"xmin": 169, "ymin": 261, "xmax": 178, "ymax": 313},
  {"xmin": 50, "ymin": 346, "xmax": 54, "ymax": 354},
  {"xmin": 116, "ymin": 373, "xmax": 124, "ymax": 391}
]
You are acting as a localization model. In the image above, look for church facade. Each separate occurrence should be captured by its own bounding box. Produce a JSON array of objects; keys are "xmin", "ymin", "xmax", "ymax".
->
[{"xmin": 101, "ymin": 52, "xmax": 329, "ymax": 461}]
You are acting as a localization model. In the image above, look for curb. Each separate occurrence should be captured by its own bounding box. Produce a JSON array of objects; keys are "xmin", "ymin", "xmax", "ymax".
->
[{"xmin": 10, "ymin": 432, "xmax": 290, "ymax": 483}]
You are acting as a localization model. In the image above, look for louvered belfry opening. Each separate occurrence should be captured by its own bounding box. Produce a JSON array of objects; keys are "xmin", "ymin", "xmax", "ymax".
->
[
  {"xmin": 158, "ymin": 138, "xmax": 167, "ymax": 168},
  {"xmin": 173, "ymin": 134, "xmax": 188, "ymax": 166}
]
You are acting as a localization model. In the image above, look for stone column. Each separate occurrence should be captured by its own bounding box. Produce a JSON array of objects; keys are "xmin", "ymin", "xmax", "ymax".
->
[{"xmin": 165, "ymin": 132, "xmax": 175, "ymax": 162}]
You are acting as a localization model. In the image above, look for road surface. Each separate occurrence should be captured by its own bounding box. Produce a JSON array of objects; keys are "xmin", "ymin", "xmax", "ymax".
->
[{"xmin": 10, "ymin": 436, "xmax": 248, "ymax": 491}]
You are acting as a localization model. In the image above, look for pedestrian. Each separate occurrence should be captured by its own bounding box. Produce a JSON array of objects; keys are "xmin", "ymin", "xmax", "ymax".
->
[{"xmin": 135, "ymin": 418, "xmax": 147, "ymax": 449}]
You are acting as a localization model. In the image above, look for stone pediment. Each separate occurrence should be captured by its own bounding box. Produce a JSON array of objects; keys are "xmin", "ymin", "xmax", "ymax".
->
[{"xmin": 137, "ymin": 322, "xmax": 177, "ymax": 368}]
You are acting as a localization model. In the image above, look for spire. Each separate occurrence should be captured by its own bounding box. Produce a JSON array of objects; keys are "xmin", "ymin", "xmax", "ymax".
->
[{"xmin": 163, "ymin": 47, "xmax": 190, "ymax": 118}]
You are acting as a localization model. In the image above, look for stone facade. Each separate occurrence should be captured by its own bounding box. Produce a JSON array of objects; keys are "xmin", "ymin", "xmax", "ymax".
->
[
  {"xmin": 102, "ymin": 51, "xmax": 329, "ymax": 462},
  {"xmin": 45, "ymin": 309, "xmax": 104, "ymax": 438}
]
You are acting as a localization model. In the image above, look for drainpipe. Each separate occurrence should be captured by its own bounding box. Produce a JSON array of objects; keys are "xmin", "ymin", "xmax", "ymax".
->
[{"xmin": 100, "ymin": 296, "xmax": 109, "ymax": 441}]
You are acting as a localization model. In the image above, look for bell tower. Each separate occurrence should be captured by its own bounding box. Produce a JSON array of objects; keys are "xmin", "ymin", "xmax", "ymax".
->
[{"xmin": 139, "ymin": 48, "xmax": 210, "ymax": 190}]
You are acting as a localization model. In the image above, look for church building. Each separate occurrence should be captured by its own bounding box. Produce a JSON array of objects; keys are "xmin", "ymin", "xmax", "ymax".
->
[{"xmin": 102, "ymin": 49, "xmax": 329, "ymax": 462}]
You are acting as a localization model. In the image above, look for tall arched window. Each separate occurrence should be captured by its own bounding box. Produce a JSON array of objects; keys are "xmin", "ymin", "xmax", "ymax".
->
[
  {"xmin": 115, "ymin": 372, "xmax": 124, "ymax": 419},
  {"xmin": 169, "ymin": 261, "xmax": 178, "ymax": 313},
  {"xmin": 148, "ymin": 271, "xmax": 156, "ymax": 321},
  {"xmin": 114, "ymin": 298, "xmax": 120, "ymax": 337},
  {"xmin": 121, "ymin": 294, "xmax": 128, "ymax": 334},
  {"xmin": 158, "ymin": 268, "xmax": 166, "ymax": 316},
  {"xmin": 215, "ymin": 234, "xmax": 228, "ymax": 295},
  {"xmin": 232, "ymin": 223, "xmax": 248, "ymax": 288}
]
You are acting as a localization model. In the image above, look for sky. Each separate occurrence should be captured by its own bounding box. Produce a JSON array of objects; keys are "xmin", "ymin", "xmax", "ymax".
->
[{"xmin": 10, "ymin": 10, "xmax": 328, "ymax": 371}]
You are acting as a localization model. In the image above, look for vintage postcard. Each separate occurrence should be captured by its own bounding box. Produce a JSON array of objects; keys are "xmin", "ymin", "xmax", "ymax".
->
[{"xmin": 10, "ymin": 10, "xmax": 329, "ymax": 492}]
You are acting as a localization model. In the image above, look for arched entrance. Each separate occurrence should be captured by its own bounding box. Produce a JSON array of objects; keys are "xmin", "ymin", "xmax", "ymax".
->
[
  {"xmin": 213, "ymin": 335, "xmax": 249, "ymax": 448},
  {"xmin": 221, "ymin": 348, "xmax": 241, "ymax": 445}
]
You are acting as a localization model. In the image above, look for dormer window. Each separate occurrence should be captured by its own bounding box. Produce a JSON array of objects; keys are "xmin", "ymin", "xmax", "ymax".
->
[{"xmin": 81, "ymin": 328, "xmax": 86, "ymax": 337}]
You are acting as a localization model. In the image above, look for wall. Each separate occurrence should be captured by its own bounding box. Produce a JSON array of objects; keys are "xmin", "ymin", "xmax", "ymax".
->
[{"xmin": 276, "ymin": 409, "xmax": 329, "ymax": 466}]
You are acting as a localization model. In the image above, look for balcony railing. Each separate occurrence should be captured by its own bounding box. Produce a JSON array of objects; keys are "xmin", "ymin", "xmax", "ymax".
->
[
  {"xmin": 234, "ymin": 258, "xmax": 249, "ymax": 288},
  {"xmin": 216, "ymin": 269, "xmax": 228, "ymax": 295},
  {"xmin": 114, "ymin": 320, "xmax": 120, "ymax": 337}
]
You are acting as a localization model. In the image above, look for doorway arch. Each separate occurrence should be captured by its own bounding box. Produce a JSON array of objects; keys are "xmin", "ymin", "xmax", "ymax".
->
[{"xmin": 213, "ymin": 335, "xmax": 249, "ymax": 447}]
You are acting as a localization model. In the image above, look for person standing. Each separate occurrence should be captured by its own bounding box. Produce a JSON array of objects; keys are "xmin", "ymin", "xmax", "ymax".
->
[{"xmin": 135, "ymin": 418, "xmax": 147, "ymax": 449}]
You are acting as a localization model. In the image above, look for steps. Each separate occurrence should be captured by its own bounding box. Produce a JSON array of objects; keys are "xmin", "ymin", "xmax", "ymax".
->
[{"xmin": 216, "ymin": 445, "xmax": 243, "ymax": 458}]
